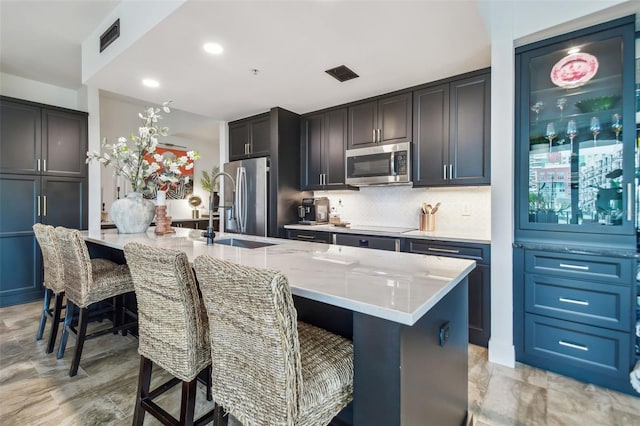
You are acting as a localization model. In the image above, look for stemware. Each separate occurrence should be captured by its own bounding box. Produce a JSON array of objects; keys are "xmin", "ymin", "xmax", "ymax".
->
[
  {"xmin": 611, "ymin": 113, "xmax": 622, "ymax": 142},
  {"xmin": 590, "ymin": 117, "xmax": 600, "ymax": 145},
  {"xmin": 556, "ymin": 98, "xmax": 567, "ymax": 119},
  {"xmin": 531, "ymin": 101, "xmax": 544, "ymax": 121},
  {"xmin": 545, "ymin": 122, "xmax": 556, "ymax": 151},
  {"xmin": 566, "ymin": 120, "xmax": 577, "ymax": 152}
]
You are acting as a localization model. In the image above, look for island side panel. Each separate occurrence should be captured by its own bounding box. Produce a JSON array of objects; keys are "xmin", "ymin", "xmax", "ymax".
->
[{"xmin": 353, "ymin": 278, "xmax": 468, "ymax": 426}]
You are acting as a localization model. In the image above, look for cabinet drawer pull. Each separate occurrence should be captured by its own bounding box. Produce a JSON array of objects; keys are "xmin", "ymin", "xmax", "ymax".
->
[
  {"xmin": 558, "ymin": 263, "xmax": 589, "ymax": 271},
  {"xmin": 427, "ymin": 247, "xmax": 460, "ymax": 254},
  {"xmin": 558, "ymin": 297, "xmax": 589, "ymax": 306},
  {"xmin": 297, "ymin": 235, "xmax": 316, "ymax": 240},
  {"xmin": 558, "ymin": 340, "xmax": 588, "ymax": 351}
]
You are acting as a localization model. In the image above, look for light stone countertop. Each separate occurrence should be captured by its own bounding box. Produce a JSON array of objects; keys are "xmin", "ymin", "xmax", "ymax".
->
[
  {"xmin": 284, "ymin": 223, "xmax": 491, "ymax": 244},
  {"xmin": 83, "ymin": 228, "xmax": 475, "ymax": 326}
]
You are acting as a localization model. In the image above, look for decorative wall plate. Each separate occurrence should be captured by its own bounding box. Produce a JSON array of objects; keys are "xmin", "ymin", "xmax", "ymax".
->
[{"xmin": 550, "ymin": 52, "xmax": 599, "ymax": 89}]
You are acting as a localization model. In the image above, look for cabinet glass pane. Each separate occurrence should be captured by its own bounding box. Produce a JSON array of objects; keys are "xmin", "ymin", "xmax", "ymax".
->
[{"xmin": 528, "ymin": 36, "xmax": 624, "ymax": 226}]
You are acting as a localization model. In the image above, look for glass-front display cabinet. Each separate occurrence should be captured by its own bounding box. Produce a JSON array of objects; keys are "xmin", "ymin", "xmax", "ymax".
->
[{"xmin": 515, "ymin": 16, "xmax": 636, "ymax": 243}]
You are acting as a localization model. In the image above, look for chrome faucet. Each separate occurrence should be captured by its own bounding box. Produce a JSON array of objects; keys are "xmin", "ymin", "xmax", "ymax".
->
[{"xmin": 202, "ymin": 171, "xmax": 235, "ymax": 245}]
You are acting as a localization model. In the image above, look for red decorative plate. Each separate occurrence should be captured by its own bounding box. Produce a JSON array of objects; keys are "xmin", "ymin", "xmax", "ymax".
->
[{"xmin": 550, "ymin": 53, "xmax": 599, "ymax": 89}]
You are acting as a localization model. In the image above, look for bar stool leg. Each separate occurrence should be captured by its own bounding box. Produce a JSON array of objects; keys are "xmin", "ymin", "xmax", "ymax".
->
[
  {"xmin": 69, "ymin": 307, "xmax": 89, "ymax": 377},
  {"xmin": 46, "ymin": 292, "xmax": 64, "ymax": 354},
  {"xmin": 57, "ymin": 300, "xmax": 74, "ymax": 359},
  {"xmin": 133, "ymin": 356, "xmax": 153, "ymax": 426},
  {"xmin": 36, "ymin": 288, "xmax": 52, "ymax": 341},
  {"xmin": 179, "ymin": 378, "xmax": 197, "ymax": 425}
]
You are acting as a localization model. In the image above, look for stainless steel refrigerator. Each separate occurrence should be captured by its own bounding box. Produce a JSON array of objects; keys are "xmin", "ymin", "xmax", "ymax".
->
[{"xmin": 223, "ymin": 157, "xmax": 268, "ymax": 237}]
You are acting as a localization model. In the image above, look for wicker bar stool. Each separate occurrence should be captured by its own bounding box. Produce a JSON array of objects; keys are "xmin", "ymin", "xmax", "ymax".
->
[
  {"xmin": 193, "ymin": 255, "xmax": 354, "ymax": 426},
  {"xmin": 123, "ymin": 242, "xmax": 217, "ymax": 426},
  {"xmin": 33, "ymin": 223, "xmax": 65, "ymax": 354},
  {"xmin": 55, "ymin": 226, "xmax": 137, "ymax": 377}
]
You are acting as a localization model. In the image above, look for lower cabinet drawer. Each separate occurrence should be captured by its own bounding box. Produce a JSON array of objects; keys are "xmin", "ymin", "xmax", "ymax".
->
[
  {"xmin": 286, "ymin": 229, "xmax": 333, "ymax": 244},
  {"xmin": 525, "ymin": 274, "xmax": 631, "ymax": 331},
  {"xmin": 335, "ymin": 233, "xmax": 399, "ymax": 251},
  {"xmin": 525, "ymin": 251, "xmax": 631, "ymax": 284},
  {"xmin": 524, "ymin": 314, "xmax": 630, "ymax": 378}
]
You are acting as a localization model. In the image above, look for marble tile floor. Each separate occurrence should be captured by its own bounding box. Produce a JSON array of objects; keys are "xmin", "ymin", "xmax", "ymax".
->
[{"xmin": 1, "ymin": 301, "xmax": 639, "ymax": 425}]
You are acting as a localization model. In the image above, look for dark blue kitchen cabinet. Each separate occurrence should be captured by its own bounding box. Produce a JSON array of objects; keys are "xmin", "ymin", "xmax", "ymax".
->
[
  {"xmin": 513, "ymin": 16, "xmax": 637, "ymax": 395},
  {"xmin": 0, "ymin": 97, "xmax": 88, "ymax": 307}
]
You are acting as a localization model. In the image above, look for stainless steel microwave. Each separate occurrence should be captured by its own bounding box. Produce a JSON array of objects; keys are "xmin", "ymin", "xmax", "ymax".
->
[{"xmin": 345, "ymin": 142, "xmax": 411, "ymax": 186}]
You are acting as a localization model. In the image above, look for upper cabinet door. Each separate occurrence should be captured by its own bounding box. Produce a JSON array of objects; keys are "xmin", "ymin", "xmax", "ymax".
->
[
  {"xmin": 323, "ymin": 108, "xmax": 348, "ymax": 187},
  {"xmin": 348, "ymin": 100, "xmax": 377, "ymax": 148},
  {"xmin": 449, "ymin": 74, "xmax": 491, "ymax": 185},
  {"xmin": 413, "ymin": 84, "xmax": 450, "ymax": 186},
  {"xmin": 378, "ymin": 93, "xmax": 412, "ymax": 145},
  {"xmin": 0, "ymin": 99, "xmax": 41, "ymax": 175},
  {"xmin": 249, "ymin": 113, "xmax": 271, "ymax": 157},
  {"xmin": 515, "ymin": 18, "xmax": 635, "ymax": 237},
  {"xmin": 300, "ymin": 114, "xmax": 324, "ymax": 190},
  {"xmin": 229, "ymin": 121, "xmax": 249, "ymax": 161},
  {"xmin": 42, "ymin": 108, "xmax": 87, "ymax": 177}
]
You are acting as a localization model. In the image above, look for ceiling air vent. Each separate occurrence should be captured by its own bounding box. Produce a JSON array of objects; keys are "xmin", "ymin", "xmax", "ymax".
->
[
  {"xmin": 325, "ymin": 65, "xmax": 359, "ymax": 82},
  {"xmin": 100, "ymin": 19, "xmax": 120, "ymax": 53}
]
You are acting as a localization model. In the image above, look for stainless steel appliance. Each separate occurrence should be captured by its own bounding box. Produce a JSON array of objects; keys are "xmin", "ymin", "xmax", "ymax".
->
[
  {"xmin": 298, "ymin": 197, "xmax": 330, "ymax": 225},
  {"xmin": 345, "ymin": 141, "xmax": 411, "ymax": 186},
  {"xmin": 223, "ymin": 157, "xmax": 268, "ymax": 237}
]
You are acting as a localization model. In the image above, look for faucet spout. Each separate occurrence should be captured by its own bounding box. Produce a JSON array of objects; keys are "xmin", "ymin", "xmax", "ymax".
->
[{"xmin": 202, "ymin": 171, "xmax": 236, "ymax": 245}]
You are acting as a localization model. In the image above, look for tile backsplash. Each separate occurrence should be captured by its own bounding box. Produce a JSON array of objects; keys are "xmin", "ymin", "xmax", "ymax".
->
[{"xmin": 314, "ymin": 185, "xmax": 491, "ymax": 237}]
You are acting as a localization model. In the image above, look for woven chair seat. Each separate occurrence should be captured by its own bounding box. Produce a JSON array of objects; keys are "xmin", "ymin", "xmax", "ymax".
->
[
  {"xmin": 296, "ymin": 322, "xmax": 354, "ymax": 425},
  {"xmin": 82, "ymin": 262, "xmax": 134, "ymax": 308}
]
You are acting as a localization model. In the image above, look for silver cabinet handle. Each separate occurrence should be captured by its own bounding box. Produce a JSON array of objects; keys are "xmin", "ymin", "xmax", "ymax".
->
[
  {"xmin": 443, "ymin": 164, "xmax": 447, "ymax": 180},
  {"xmin": 627, "ymin": 183, "xmax": 633, "ymax": 222},
  {"xmin": 377, "ymin": 128, "xmax": 382, "ymax": 143},
  {"xmin": 319, "ymin": 174, "xmax": 323, "ymax": 185},
  {"xmin": 373, "ymin": 129, "xmax": 376, "ymax": 143},
  {"xmin": 37, "ymin": 196, "xmax": 41, "ymax": 216},
  {"xmin": 43, "ymin": 159, "xmax": 47, "ymax": 172},
  {"xmin": 559, "ymin": 297, "xmax": 589, "ymax": 306},
  {"xmin": 558, "ymin": 340, "xmax": 588, "ymax": 351},
  {"xmin": 559, "ymin": 263, "xmax": 589, "ymax": 271},
  {"xmin": 394, "ymin": 239, "xmax": 400, "ymax": 252},
  {"xmin": 43, "ymin": 195, "xmax": 47, "ymax": 217},
  {"xmin": 427, "ymin": 247, "xmax": 460, "ymax": 254},
  {"xmin": 37, "ymin": 159, "xmax": 41, "ymax": 172},
  {"xmin": 449, "ymin": 164, "xmax": 453, "ymax": 180},
  {"xmin": 297, "ymin": 234, "xmax": 316, "ymax": 240}
]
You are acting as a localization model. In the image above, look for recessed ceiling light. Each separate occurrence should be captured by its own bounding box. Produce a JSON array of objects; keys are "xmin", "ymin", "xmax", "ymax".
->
[
  {"xmin": 142, "ymin": 78, "xmax": 159, "ymax": 88},
  {"xmin": 203, "ymin": 42, "xmax": 224, "ymax": 55},
  {"xmin": 567, "ymin": 47, "xmax": 580, "ymax": 55}
]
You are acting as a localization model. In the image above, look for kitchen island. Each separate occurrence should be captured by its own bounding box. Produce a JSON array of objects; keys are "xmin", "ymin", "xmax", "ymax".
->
[{"xmin": 84, "ymin": 228, "xmax": 476, "ymax": 425}]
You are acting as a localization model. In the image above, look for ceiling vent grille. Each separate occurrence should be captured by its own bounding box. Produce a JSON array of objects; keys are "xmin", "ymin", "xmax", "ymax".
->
[
  {"xmin": 100, "ymin": 19, "xmax": 120, "ymax": 53},
  {"xmin": 325, "ymin": 65, "xmax": 359, "ymax": 82}
]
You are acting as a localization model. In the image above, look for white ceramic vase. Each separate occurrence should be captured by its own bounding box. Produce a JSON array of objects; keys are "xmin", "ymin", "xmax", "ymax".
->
[{"xmin": 109, "ymin": 192, "xmax": 155, "ymax": 234}]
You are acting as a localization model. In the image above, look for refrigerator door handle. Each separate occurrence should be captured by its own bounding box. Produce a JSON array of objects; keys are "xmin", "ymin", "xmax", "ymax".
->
[
  {"xmin": 235, "ymin": 167, "xmax": 243, "ymax": 232},
  {"xmin": 241, "ymin": 167, "xmax": 248, "ymax": 232}
]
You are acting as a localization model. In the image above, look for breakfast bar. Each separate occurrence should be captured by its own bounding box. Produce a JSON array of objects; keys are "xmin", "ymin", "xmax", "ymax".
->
[{"xmin": 83, "ymin": 227, "xmax": 476, "ymax": 425}]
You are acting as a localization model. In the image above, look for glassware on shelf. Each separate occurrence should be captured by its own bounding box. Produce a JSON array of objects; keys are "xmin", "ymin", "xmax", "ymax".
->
[
  {"xmin": 566, "ymin": 120, "xmax": 577, "ymax": 152},
  {"xmin": 545, "ymin": 122, "xmax": 556, "ymax": 151},
  {"xmin": 611, "ymin": 113, "xmax": 622, "ymax": 142},
  {"xmin": 531, "ymin": 101, "xmax": 544, "ymax": 121},
  {"xmin": 557, "ymin": 98, "xmax": 567, "ymax": 119},
  {"xmin": 590, "ymin": 116, "xmax": 601, "ymax": 145}
]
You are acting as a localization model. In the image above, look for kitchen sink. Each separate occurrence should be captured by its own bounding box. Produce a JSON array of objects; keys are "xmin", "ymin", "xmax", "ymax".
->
[{"xmin": 214, "ymin": 238, "xmax": 275, "ymax": 249}]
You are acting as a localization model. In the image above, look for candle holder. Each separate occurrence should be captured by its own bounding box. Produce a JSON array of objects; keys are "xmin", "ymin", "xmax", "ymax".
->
[{"xmin": 154, "ymin": 205, "xmax": 175, "ymax": 235}]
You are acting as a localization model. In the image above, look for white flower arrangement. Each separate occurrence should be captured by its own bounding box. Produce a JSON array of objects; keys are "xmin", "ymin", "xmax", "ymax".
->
[{"xmin": 86, "ymin": 101, "xmax": 200, "ymax": 194}]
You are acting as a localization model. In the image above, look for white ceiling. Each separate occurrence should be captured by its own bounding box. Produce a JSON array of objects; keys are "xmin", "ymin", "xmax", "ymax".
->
[{"xmin": 1, "ymin": 0, "xmax": 491, "ymax": 121}]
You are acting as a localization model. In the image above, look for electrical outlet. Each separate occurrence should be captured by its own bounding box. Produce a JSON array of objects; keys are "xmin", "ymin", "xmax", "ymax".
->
[{"xmin": 462, "ymin": 203, "xmax": 471, "ymax": 216}]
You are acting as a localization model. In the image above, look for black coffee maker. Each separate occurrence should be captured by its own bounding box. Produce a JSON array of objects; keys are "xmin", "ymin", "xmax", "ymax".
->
[{"xmin": 298, "ymin": 197, "xmax": 330, "ymax": 225}]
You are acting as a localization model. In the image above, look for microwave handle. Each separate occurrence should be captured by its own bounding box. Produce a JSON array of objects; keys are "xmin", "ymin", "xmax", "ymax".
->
[{"xmin": 390, "ymin": 152, "xmax": 396, "ymax": 176}]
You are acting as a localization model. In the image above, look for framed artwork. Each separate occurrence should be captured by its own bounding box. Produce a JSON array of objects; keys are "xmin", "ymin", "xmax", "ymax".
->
[{"xmin": 143, "ymin": 146, "xmax": 195, "ymax": 199}]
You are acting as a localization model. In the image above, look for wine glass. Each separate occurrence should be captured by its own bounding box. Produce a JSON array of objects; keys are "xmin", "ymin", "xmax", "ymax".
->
[
  {"xmin": 556, "ymin": 98, "xmax": 567, "ymax": 119},
  {"xmin": 531, "ymin": 101, "xmax": 544, "ymax": 121},
  {"xmin": 566, "ymin": 120, "xmax": 577, "ymax": 152},
  {"xmin": 545, "ymin": 122, "xmax": 556, "ymax": 152},
  {"xmin": 611, "ymin": 113, "xmax": 622, "ymax": 142},
  {"xmin": 590, "ymin": 117, "xmax": 600, "ymax": 145}
]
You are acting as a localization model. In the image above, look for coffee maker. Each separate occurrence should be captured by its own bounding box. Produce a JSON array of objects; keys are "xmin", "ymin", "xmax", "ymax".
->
[{"xmin": 298, "ymin": 197, "xmax": 330, "ymax": 225}]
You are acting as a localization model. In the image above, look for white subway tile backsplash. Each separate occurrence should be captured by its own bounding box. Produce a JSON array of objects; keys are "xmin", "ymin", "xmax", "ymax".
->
[{"xmin": 314, "ymin": 186, "xmax": 491, "ymax": 238}]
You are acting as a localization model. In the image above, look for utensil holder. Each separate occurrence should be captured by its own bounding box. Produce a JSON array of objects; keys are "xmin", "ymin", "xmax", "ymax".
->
[{"xmin": 420, "ymin": 213, "xmax": 435, "ymax": 231}]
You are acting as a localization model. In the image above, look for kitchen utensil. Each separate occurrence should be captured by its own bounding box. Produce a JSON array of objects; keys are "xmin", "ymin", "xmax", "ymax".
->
[{"xmin": 431, "ymin": 202, "xmax": 441, "ymax": 215}]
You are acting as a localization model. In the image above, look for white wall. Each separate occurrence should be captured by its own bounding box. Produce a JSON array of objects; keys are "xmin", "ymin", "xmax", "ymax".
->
[
  {"xmin": 98, "ymin": 93, "xmax": 220, "ymax": 220},
  {"xmin": 0, "ymin": 72, "xmax": 84, "ymax": 111},
  {"xmin": 476, "ymin": 0, "xmax": 639, "ymax": 367}
]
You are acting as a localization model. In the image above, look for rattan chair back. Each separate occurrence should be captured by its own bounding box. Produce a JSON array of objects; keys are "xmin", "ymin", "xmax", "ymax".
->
[
  {"xmin": 33, "ymin": 223, "xmax": 64, "ymax": 294},
  {"xmin": 54, "ymin": 227, "xmax": 97, "ymax": 307},
  {"xmin": 124, "ymin": 242, "xmax": 210, "ymax": 382},
  {"xmin": 193, "ymin": 255, "xmax": 303, "ymax": 425}
]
